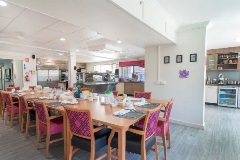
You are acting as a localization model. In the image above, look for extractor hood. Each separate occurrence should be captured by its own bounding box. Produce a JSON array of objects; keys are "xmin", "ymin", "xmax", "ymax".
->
[{"xmin": 88, "ymin": 44, "xmax": 122, "ymax": 53}]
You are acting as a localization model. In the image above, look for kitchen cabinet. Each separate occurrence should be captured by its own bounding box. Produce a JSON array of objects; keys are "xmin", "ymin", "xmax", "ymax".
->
[
  {"xmin": 206, "ymin": 54, "xmax": 217, "ymax": 70},
  {"xmin": 116, "ymin": 82, "xmax": 124, "ymax": 95},
  {"xmin": 217, "ymin": 53, "xmax": 239, "ymax": 70},
  {"xmin": 205, "ymin": 85, "xmax": 218, "ymax": 104},
  {"xmin": 124, "ymin": 82, "xmax": 144, "ymax": 95}
]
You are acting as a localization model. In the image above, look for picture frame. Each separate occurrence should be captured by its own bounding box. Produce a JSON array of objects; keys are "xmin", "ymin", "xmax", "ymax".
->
[
  {"xmin": 164, "ymin": 56, "xmax": 170, "ymax": 64},
  {"xmin": 176, "ymin": 55, "xmax": 182, "ymax": 63},
  {"xmin": 190, "ymin": 53, "xmax": 197, "ymax": 62},
  {"xmin": 5, "ymin": 68, "xmax": 11, "ymax": 81}
]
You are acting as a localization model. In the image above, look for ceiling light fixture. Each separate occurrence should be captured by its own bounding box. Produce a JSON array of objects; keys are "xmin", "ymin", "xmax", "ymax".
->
[
  {"xmin": 117, "ymin": 39, "xmax": 122, "ymax": 44},
  {"xmin": 0, "ymin": 1, "xmax": 7, "ymax": 6},
  {"xmin": 60, "ymin": 37, "xmax": 65, "ymax": 41},
  {"xmin": 59, "ymin": 53, "xmax": 63, "ymax": 56},
  {"xmin": 76, "ymin": 49, "xmax": 79, "ymax": 52}
]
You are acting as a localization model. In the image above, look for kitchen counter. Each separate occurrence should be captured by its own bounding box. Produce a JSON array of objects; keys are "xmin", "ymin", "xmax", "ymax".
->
[{"xmin": 206, "ymin": 84, "xmax": 240, "ymax": 87}]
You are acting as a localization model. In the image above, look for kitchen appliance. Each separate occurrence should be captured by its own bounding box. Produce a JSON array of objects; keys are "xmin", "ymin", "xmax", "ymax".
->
[
  {"xmin": 218, "ymin": 86, "xmax": 238, "ymax": 108},
  {"xmin": 37, "ymin": 69, "xmax": 59, "ymax": 88},
  {"xmin": 218, "ymin": 73, "xmax": 224, "ymax": 84}
]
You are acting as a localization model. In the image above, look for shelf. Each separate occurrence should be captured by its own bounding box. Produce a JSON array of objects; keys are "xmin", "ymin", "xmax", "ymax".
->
[{"xmin": 217, "ymin": 63, "xmax": 237, "ymax": 65}]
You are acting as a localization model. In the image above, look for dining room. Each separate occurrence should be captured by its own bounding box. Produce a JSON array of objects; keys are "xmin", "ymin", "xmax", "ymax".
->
[{"xmin": 1, "ymin": 0, "xmax": 240, "ymax": 160}]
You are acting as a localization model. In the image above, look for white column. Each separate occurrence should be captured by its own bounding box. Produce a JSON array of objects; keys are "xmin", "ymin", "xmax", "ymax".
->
[{"xmin": 68, "ymin": 52, "xmax": 77, "ymax": 87}]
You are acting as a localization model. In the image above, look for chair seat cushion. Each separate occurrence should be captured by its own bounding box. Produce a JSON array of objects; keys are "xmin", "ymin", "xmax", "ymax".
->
[
  {"xmin": 111, "ymin": 127, "xmax": 156, "ymax": 155},
  {"xmin": 6, "ymin": 106, "xmax": 19, "ymax": 114},
  {"xmin": 39, "ymin": 116, "xmax": 63, "ymax": 134},
  {"xmin": 72, "ymin": 128, "xmax": 111, "ymax": 152},
  {"xmin": 23, "ymin": 110, "xmax": 36, "ymax": 121},
  {"xmin": 156, "ymin": 121, "xmax": 169, "ymax": 137}
]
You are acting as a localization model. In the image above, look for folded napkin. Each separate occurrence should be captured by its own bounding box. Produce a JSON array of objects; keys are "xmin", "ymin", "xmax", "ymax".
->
[
  {"xmin": 128, "ymin": 97, "xmax": 142, "ymax": 101},
  {"xmin": 39, "ymin": 97, "xmax": 47, "ymax": 99},
  {"xmin": 113, "ymin": 109, "xmax": 130, "ymax": 116},
  {"xmin": 60, "ymin": 100, "xmax": 78, "ymax": 104},
  {"xmin": 18, "ymin": 93, "xmax": 27, "ymax": 96},
  {"xmin": 134, "ymin": 102, "xmax": 146, "ymax": 106}
]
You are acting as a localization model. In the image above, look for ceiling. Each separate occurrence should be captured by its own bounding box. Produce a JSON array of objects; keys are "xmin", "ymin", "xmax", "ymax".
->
[
  {"xmin": 1, "ymin": 0, "xmax": 238, "ymax": 63},
  {"xmin": 157, "ymin": 0, "xmax": 240, "ymax": 49}
]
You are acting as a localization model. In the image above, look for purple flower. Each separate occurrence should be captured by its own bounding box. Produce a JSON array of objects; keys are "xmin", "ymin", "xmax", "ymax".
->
[{"xmin": 179, "ymin": 69, "xmax": 189, "ymax": 78}]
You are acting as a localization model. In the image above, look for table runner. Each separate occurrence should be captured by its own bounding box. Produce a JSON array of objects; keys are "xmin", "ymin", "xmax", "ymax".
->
[
  {"xmin": 114, "ymin": 110, "xmax": 147, "ymax": 120},
  {"xmin": 138, "ymin": 103, "xmax": 160, "ymax": 109}
]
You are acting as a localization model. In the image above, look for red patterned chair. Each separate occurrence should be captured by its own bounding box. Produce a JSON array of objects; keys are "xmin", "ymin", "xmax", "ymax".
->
[
  {"xmin": 0, "ymin": 91, "xmax": 3, "ymax": 118},
  {"xmin": 155, "ymin": 98, "xmax": 174, "ymax": 160},
  {"xmin": 134, "ymin": 91, "xmax": 152, "ymax": 99},
  {"xmin": 14, "ymin": 86, "xmax": 20, "ymax": 90},
  {"xmin": 5, "ymin": 87, "xmax": 14, "ymax": 91},
  {"xmin": 19, "ymin": 96, "xmax": 36, "ymax": 138},
  {"xmin": 2, "ymin": 92, "xmax": 19, "ymax": 127},
  {"xmin": 67, "ymin": 87, "xmax": 73, "ymax": 91},
  {"xmin": 35, "ymin": 102, "xmax": 63, "ymax": 158},
  {"xmin": 64, "ymin": 106, "xmax": 111, "ymax": 160},
  {"xmin": 108, "ymin": 104, "xmax": 162, "ymax": 160}
]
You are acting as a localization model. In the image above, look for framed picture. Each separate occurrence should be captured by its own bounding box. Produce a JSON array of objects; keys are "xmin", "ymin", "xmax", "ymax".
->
[
  {"xmin": 5, "ymin": 68, "xmax": 11, "ymax": 81},
  {"xmin": 176, "ymin": 55, "xmax": 182, "ymax": 63},
  {"xmin": 190, "ymin": 53, "xmax": 197, "ymax": 62},
  {"xmin": 164, "ymin": 56, "xmax": 170, "ymax": 64}
]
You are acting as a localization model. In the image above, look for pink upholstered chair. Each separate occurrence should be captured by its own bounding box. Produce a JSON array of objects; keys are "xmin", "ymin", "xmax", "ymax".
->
[
  {"xmin": 0, "ymin": 90, "xmax": 3, "ymax": 118},
  {"xmin": 19, "ymin": 96, "xmax": 36, "ymax": 138},
  {"xmin": 2, "ymin": 92, "xmax": 19, "ymax": 127},
  {"xmin": 5, "ymin": 87, "xmax": 14, "ymax": 91},
  {"xmin": 134, "ymin": 91, "xmax": 152, "ymax": 99},
  {"xmin": 14, "ymin": 86, "xmax": 20, "ymax": 90},
  {"xmin": 64, "ymin": 106, "xmax": 111, "ymax": 160},
  {"xmin": 112, "ymin": 91, "xmax": 118, "ymax": 97},
  {"xmin": 67, "ymin": 87, "xmax": 73, "ymax": 91},
  {"xmin": 108, "ymin": 104, "xmax": 162, "ymax": 160},
  {"xmin": 35, "ymin": 101, "xmax": 63, "ymax": 158},
  {"xmin": 155, "ymin": 98, "xmax": 174, "ymax": 160}
]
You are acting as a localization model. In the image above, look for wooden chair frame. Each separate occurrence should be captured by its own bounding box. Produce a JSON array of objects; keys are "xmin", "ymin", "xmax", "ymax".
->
[
  {"xmin": 2, "ymin": 92, "xmax": 19, "ymax": 128},
  {"xmin": 134, "ymin": 91, "xmax": 152, "ymax": 99},
  {"xmin": 108, "ymin": 104, "xmax": 162, "ymax": 160},
  {"xmin": 35, "ymin": 102, "xmax": 64, "ymax": 158},
  {"xmin": 0, "ymin": 91, "xmax": 3, "ymax": 118},
  {"xmin": 64, "ymin": 106, "xmax": 107, "ymax": 160},
  {"xmin": 156, "ymin": 98, "xmax": 174, "ymax": 160},
  {"xmin": 19, "ymin": 96, "xmax": 36, "ymax": 138}
]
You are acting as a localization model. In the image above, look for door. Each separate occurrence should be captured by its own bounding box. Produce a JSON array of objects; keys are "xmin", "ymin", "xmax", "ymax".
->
[{"xmin": 37, "ymin": 70, "xmax": 49, "ymax": 87}]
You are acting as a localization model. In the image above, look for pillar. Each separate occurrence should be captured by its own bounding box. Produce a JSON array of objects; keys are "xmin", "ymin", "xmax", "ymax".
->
[{"xmin": 68, "ymin": 52, "xmax": 76, "ymax": 88}]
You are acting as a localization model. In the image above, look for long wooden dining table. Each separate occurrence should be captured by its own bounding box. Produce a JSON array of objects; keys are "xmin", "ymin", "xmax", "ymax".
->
[{"xmin": 19, "ymin": 92, "xmax": 169, "ymax": 160}]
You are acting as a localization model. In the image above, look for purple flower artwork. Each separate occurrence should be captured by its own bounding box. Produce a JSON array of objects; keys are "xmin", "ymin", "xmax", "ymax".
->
[{"xmin": 179, "ymin": 69, "xmax": 189, "ymax": 78}]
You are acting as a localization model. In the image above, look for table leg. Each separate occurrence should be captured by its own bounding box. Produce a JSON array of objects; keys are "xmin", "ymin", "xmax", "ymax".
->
[
  {"xmin": 63, "ymin": 112, "xmax": 68, "ymax": 160},
  {"xmin": 117, "ymin": 128, "xmax": 127, "ymax": 160}
]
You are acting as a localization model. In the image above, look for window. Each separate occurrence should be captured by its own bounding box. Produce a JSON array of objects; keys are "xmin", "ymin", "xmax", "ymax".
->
[{"xmin": 94, "ymin": 63, "xmax": 116, "ymax": 73}]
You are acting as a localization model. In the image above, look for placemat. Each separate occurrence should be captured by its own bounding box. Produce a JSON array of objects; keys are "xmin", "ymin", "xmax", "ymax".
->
[
  {"xmin": 27, "ymin": 98, "xmax": 40, "ymax": 101},
  {"xmin": 46, "ymin": 102, "xmax": 65, "ymax": 107},
  {"xmin": 114, "ymin": 110, "xmax": 147, "ymax": 120},
  {"xmin": 138, "ymin": 103, "xmax": 160, "ymax": 109}
]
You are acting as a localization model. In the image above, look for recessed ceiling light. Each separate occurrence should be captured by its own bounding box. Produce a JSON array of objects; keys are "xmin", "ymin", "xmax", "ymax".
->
[
  {"xmin": 59, "ymin": 53, "xmax": 63, "ymax": 56},
  {"xmin": 76, "ymin": 49, "xmax": 79, "ymax": 52},
  {"xmin": 0, "ymin": 1, "xmax": 7, "ymax": 6},
  {"xmin": 117, "ymin": 39, "xmax": 122, "ymax": 44},
  {"xmin": 127, "ymin": 49, "xmax": 131, "ymax": 51},
  {"xmin": 60, "ymin": 37, "xmax": 65, "ymax": 41}
]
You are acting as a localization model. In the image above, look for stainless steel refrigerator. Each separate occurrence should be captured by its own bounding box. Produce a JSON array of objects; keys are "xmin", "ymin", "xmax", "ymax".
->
[{"xmin": 37, "ymin": 70, "xmax": 59, "ymax": 88}]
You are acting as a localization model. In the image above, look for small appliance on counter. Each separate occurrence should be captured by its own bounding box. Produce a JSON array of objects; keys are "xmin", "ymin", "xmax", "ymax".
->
[{"xmin": 218, "ymin": 73, "xmax": 224, "ymax": 84}]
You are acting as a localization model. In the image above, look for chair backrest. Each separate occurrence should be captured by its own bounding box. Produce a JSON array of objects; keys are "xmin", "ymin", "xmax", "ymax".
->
[
  {"xmin": 134, "ymin": 91, "xmax": 152, "ymax": 99},
  {"xmin": 112, "ymin": 91, "xmax": 118, "ymax": 96},
  {"xmin": 18, "ymin": 96, "xmax": 27, "ymax": 112},
  {"xmin": 14, "ymin": 86, "xmax": 20, "ymax": 90},
  {"xmin": 54, "ymin": 86, "xmax": 61, "ymax": 89},
  {"xmin": 165, "ymin": 98, "xmax": 174, "ymax": 123},
  {"xmin": 35, "ymin": 102, "xmax": 48, "ymax": 124},
  {"xmin": 5, "ymin": 87, "xmax": 14, "ymax": 91},
  {"xmin": 81, "ymin": 88, "xmax": 92, "ymax": 91},
  {"xmin": 143, "ymin": 104, "xmax": 162, "ymax": 139},
  {"xmin": 64, "ymin": 107, "xmax": 92, "ymax": 138},
  {"xmin": 2, "ymin": 92, "xmax": 13, "ymax": 106},
  {"xmin": 0, "ymin": 90, "xmax": 3, "ymax": 101}
]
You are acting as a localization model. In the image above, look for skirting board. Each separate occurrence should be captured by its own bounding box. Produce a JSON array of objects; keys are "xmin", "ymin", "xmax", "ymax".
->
[{"xmin": 170, "ymin": 118, "xmax": 205, "ymax": 130}]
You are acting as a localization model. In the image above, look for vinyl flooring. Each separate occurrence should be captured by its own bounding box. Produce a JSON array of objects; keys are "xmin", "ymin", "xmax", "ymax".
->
[{"xmin": 0, "ymin": 105, "xmax": 240, "ymax": 160}]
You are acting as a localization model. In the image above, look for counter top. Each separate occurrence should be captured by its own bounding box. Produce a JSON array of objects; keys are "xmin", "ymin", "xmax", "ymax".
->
[
  {"xmin": 123, "ymin": 81, "xmax": 144, "ymax": 83},
  {"xmin": 206, "ymin": 84, "xmax": 240, "ymax": 87}
]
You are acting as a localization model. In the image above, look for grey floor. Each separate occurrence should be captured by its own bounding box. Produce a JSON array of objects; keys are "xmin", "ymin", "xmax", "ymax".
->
[{"xmin": 1, "ymin": 105, "xmax": 240, "ymax": 160}]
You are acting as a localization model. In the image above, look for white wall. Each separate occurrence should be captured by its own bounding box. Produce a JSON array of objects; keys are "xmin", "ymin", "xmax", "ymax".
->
[
  {"xmin": 145, "ymin": 24, "xmax": 207, "ymax": 129},
  {"xmin": 13, "ymin": 60, "xmax": 23, "ymax": 87},
  {"xmin": 23, "ymin": 57, "xmax": 37, "ymax": 88}
]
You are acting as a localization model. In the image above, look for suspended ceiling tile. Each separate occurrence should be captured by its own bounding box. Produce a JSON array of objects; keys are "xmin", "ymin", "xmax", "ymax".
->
[
  {"xmin": 47, "ymin": 21, "xmax": 82, "ymax": 34},
  {"xmin": 3, "ymin": 19, "xmax": 43, "ymax": 37},
  {"xmin": 16, "ymin": 9, "xmax": 58, "ymax": 29},
  {"xmin": 0, "ymin": 2, "xmax": 24, "ymax": 19},
  {"xmin": 0, "ymin": 17, "xmax": 12, "ymax": 31},
  {"xmin": 31, "ymin": 28, "xmax": 63, "ymax": 43}
]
